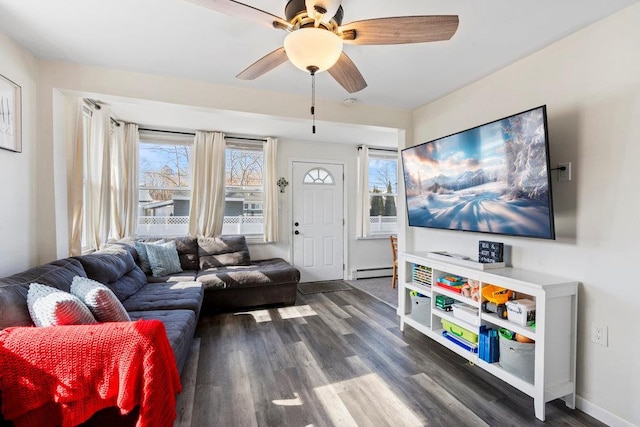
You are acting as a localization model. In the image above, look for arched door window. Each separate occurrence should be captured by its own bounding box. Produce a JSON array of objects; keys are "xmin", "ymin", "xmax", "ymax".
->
[{"xmin": 303, "ymin": 168, "xmax": 334, "ymax": 184}]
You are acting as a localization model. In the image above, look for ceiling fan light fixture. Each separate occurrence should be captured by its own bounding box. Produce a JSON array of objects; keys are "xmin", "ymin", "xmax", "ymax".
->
[{"xmin": 284, "ymin": 27, "xmax": 343, "ymax": 73}]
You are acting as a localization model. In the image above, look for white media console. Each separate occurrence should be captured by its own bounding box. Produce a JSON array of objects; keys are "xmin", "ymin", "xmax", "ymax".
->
[{"xmin": 398, "ymin": 251, "xmax": 578, "ymax": 421}]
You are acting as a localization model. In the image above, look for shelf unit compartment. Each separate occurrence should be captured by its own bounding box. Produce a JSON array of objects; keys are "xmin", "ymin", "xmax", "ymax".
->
[
  {"xmin": 441, "ymin": 318, "xmax": 479, "ymax": 343},
  {"xmin": 433, "ymin": 307, "xmax": 479, "ymax": 333},
  {"xmin": 432, "ymin": 285, "xmax": 479, "ymax": 308},
  {"xmin": 408, "ymin": 293, "xmax": 431, "ymax": 327},
  {"xmin": 452, "ymin": 303, "xmax": 480, "ymax": 326},
  {"xmin": 481, "ymin": 312, "xmax": 536, "ymax": 341}
]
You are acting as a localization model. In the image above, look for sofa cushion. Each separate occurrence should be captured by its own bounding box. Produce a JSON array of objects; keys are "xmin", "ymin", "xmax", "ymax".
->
[
  {"xmin": 145, "ymin": 270, "xmax": 198, "ymax": 284},
  {"xmin": 146, "ymin": 241, "xmax": 183, "ymax": 277},
  {"xmin": 71, "ymin": 276, "xmax": 131, "ymax": 322},
  {"xmin": 198, "ymin": 235, "xmax": 251, "ymax": 269},
  {"xmin": 128, "ymin": 309, "xmax": 197, "ymax": 374},
  {"xmin": 27, "ymin": 283, "xmax": 97, "ymax": 327},
  {"xmin": 0, "ymin": 258, "xmax": 87, "ymax": 329},
  {"xmin": 74, "ymin": 248, "xmax": 146, "ymax": 302},
  {"xmin": 121, "ymin": 281, "xmax": 203, "ymax": 318},
  {"xmin": 196, "ymin": 258, "xmax": 300, "ymax": 290}
]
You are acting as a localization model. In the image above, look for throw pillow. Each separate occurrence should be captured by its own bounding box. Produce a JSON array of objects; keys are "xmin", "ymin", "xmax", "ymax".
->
[
  {"xmin": 27, "ymin": 283, "xmax": 97, "ymax": 327},
  {"xmin": 134, "ymin": 239, "xmax": 164, "ymax": 274},
  {"xmin": 70, "ymin": 276, "xmax": 131, "ymax": 322},
  {"xmin": 145, "ymin": 240, "xmax": 183, "ymax": 278},
  {"xmin": 197, "ymin": 235, "xmax": 251, "ymax": 269}
]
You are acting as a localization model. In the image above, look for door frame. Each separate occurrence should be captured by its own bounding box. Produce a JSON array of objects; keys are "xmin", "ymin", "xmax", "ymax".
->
[{"xmin": 288, "ymin": 158, "xmax": 349, "ymax": 280}]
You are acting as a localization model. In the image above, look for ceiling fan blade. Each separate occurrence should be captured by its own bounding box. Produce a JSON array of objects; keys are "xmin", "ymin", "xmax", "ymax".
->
[
  {"xmin": 236, "ymin": 47, "xmax": 289, "ymax": 80},
  {"xmin": 327, "ymin": 52, "xmax": 367, "ymax": 93},
  {"xmin": 185, "ymin": 0, "xmax": 292, "ymax": 30},
  {"xmin": 340, "ymin": 15, "xmax": 459, "ymax": 45}
]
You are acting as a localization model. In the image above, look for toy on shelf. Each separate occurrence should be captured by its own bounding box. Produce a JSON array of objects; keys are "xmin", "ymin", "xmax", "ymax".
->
[{"xmin": 461, "ymin": 279, "xmax": 480, "ymax": 301}]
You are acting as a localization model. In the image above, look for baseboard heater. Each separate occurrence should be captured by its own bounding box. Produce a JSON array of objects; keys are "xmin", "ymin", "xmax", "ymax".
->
[{"xmin": 352, "ymin": 267, "xmax": 393, "ymax": 280}]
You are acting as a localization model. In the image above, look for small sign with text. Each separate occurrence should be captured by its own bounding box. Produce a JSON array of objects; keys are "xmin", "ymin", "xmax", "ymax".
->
[{"xmin": 478, "ymin": 241, "xmax": 504, "ymax": 263}]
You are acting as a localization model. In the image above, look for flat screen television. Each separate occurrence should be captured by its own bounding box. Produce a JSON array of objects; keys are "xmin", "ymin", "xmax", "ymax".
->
[{"xmin": 401, "ymin": 105, "xmax": 555, "ymax": 239}]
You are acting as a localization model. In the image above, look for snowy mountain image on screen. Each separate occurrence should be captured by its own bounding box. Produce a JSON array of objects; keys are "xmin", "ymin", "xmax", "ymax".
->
[{"xmin": 402, "ymin": 107, "xmax": 553, "ymax": 239}]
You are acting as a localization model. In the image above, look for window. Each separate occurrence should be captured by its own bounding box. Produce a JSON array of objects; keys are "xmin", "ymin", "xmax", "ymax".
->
[
  {"xmin": 137, "ymin": 132, "xmax": 192, "ymax": 236},
  {"xmin": 368, "ymin": 149, "xmax": 398, "ymax": 235},
  {"xmin": 304, "ymin": 168, "xmax": 334, "ymax": 184},
  {"xmin": 222, "ymin": 140, "xmax": 264, "ymax": 236}
]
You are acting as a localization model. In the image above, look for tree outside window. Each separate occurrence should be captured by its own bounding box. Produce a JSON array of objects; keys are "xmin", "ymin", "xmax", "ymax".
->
[
  {"xmin": 368, "ymin": 151, "xmax": 398, "ymax": 235},
  {"xmin": 137, "ymin": 140, "xmax": 191, "ymax": 235},
  {"xmin": 222, "ymin": 143, "xmax": 264, "ymax": 236}
]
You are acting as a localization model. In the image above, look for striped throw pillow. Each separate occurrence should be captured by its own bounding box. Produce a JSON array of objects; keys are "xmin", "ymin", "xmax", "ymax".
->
[
  {"xmin": 71, "ymin": 276, "xmax": 131, "ymax": 322},
  {"xmin": 27, "ymin": 283, "xmax": 97, "ymax": 327}
]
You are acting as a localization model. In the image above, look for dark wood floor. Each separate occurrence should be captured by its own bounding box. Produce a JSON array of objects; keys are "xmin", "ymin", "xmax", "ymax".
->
[{"xmin": 184, "ymin": 287, "xmax": 604, "ymax": 427}]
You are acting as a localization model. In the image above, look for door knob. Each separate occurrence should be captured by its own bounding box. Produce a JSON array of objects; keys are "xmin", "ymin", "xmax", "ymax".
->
[{"xmin": 294, "ymin": 230, "xmax": 300, "ymax": 235}]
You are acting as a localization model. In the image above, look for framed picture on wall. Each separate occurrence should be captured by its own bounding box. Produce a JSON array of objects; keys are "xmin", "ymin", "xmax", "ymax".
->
[{"xmin": 0, "ymin": 73, "xmax": 22, "ymax": 153}]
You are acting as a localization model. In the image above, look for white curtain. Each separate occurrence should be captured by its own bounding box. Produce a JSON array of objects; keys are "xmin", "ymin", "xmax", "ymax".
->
[
  {"xmin": 356, "ymin": 145, "xmax": 370, "ymax": 238},
  {"xmin": 263, "ymin": 137, "xmax": 278, "ymax": 242},
  {"xmin": 86, "ymin": 107, "xmax": 112, "ymax": 249},
  {"xmin": 67, "ymin": 98, "xmax": 85, "ymax": 256},
  {"xmin": 189, "ymin": 131, "xmax": 226, "ymax": 237},
  {"xmin": 110, "ymin": 122, "xmax": 139, "ymax": 239}
]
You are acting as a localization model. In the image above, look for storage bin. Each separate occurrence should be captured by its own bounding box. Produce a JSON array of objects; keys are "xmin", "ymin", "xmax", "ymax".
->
[
  {"xmin": 452, "ymin": 303, "xmax": 480, "ymax": 326},
  {"xmin": 441, "ymin": 319, "xmax": 478, "ymax": 343},
  {"xmin": 409, "ymin": 295, "xmax": 431, "ymax": 326},
  {"xmin": 499, "ymin": 336, "xmax": 535, "ymax": 383},
  {"xmin": 506, "ymin": 299, "xmax": 536, "ymax": 326}
]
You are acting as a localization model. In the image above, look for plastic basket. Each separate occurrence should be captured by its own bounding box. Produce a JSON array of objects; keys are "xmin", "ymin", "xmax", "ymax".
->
[{"xmin": 482, "ymin": 284, "xmax": 513, "ymax": 304}]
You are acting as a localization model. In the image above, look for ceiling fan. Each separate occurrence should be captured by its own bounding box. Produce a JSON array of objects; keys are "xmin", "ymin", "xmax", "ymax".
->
[{"xmin": 186, "ymin": 0, "xmax": 459, "ymax": 94}]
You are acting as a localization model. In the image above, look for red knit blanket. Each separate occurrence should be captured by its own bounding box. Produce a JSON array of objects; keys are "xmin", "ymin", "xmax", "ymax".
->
[{"xmin": 0, "ymin": 319, "xmax": 182, "ymax": 427}]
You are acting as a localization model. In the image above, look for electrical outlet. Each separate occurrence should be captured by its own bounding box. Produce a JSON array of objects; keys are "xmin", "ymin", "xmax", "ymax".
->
[
  {"xmin": 558, "ymin": 162, "xmax": 572, "ymax": 181},
  {"xmin": 592, "ymin": 322, "xmax": 608, "ymax": 346}
]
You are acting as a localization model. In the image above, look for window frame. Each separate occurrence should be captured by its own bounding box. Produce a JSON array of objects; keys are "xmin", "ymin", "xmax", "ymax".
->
[
  {"xmin": 137, "ymin": 131, "xmax": 193, "ymax": 237},
  {"xmin": 366, "ymin": 148, "xmax": 399, "ymax": 238},
  {"xmin": 223, "ymin": 139, "xmax": 265, "ymax": 240}
]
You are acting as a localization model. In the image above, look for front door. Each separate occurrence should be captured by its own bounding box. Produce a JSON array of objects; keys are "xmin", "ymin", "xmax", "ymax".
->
[{"xmin": 292, "ymin": 161, "xmax": 344, "ymax": 283}]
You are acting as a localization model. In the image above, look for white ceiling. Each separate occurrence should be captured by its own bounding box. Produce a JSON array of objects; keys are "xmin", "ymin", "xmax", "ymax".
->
[{"xmin": 1, "ymin": 0, "xmax": 637, "ymax": 142}]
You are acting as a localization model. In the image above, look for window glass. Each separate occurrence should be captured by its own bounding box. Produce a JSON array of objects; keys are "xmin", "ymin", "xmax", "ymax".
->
[
  {"xmin": 368, "ymin": 151, "xmax": 398, "ymax": 235},
  {"xmin": 303, "ymin": 168, "xmax": 334, "ymax": 184},
  {"xmin": 223, "ymin": 143, "xmax": 264, "ymax": 236},
  {"xmin": 137, "ymin": 141, "xmax": 191, "ymax": 236}
]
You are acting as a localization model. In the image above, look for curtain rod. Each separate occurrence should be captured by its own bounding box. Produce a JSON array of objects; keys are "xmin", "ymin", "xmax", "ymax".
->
[
  {"xmin": 85, "ymin": 99, "xmax": 121, "ymax": 127},
  {"xmin": 358, "ymin": 146, "xmax": 397, "ymax": 153},
  {"xmin": 139, "ymin": 128, "xmax": 267, "ymax": 142},
  {"xmin": 138, "ymin": 127, "xmax": 195, "ymax": 136},
  {"xmin": 226, "ymin": 136, "xmax": 267, "ymax": 142}
]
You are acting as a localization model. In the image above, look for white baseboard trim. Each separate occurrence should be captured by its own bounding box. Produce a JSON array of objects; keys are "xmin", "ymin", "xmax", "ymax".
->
[
  {"xmin": 576, "ymin": 395, "xmax": 635, "ymax": 427},
  {"xmin": 351, "ymin": 267, "xmax": 393, "ymax": 280}
]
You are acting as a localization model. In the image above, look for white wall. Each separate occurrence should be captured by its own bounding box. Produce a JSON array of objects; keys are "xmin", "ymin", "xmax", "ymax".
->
[
  {"xmin": 409, "ymin": 4, "xmax": 640, "ymax": 425},
  {"xmin": 33, "ymin": 60, "xmax": 411, "ymax": 271},
  {"xmin": 0, "ymin": 32, "xmax": 39, "ymax": 276}
]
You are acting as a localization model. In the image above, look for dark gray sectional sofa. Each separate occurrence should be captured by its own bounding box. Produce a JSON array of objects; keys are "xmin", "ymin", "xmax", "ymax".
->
[
  {"xmin": 126, "ymin": 235, "xmax": 300, "ymax": 311},
  {"xmin": 0, "ymin": 234, "xmax": 300, "ymax": 425}
]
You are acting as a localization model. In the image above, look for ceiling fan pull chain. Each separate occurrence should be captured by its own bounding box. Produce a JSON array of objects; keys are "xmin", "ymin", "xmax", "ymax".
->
[{"xmin": 308, "ymin": 65, "xmax": 319, "ymax": 134}]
